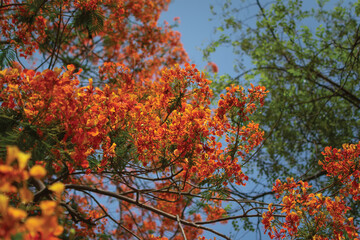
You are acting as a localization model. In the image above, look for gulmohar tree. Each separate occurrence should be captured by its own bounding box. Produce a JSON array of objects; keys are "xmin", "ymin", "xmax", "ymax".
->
[
  {"xmin": 0, "ymin": 0, "xmax": 268, "ymax": 239},
  {"xmin": 0, "ymin": 0, "xmax": 359, "ymax": 240}
]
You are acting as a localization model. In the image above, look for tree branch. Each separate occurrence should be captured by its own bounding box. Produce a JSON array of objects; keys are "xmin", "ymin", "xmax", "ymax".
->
[{"xmin": 65, "ymin": 184, "xmax": 231, "ymax": 240}]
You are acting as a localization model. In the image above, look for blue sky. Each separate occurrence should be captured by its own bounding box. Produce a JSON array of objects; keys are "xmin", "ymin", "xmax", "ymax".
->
[
  {"xmin": 159, "ymin": 0, "xmax": 236, "ymax": 76},
  {"xmin": 158, "ymin": 1, "xmax": 345, "ymax": 239},
  {"xmin": 159, "ymin": 1, "xmax": 264, "ymax": 239}
]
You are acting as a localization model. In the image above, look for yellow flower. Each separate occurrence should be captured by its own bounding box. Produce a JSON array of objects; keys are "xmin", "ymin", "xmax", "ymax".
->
[
  {"xmin": 6, "ymin": 145, "xmax": 19, "ymax": 165},
  {"xmin": 19, "ymin": 187, "xmax": 34, "ymax": 203},
  {"xmin": 17, "ymin": 151, "xmax": 31, "ymax": 170},
  {"xmin": 0, "ymin": 194, "xmax": 9, "ymax": 214},
  {"xmin": 6, "ymin": 146, "xmax": 31, "ymax": 169},
  {"xmin": 40, "ymin": 200, "xmax": 57, "ymax": 216},
  {"xmin": 49, "ymin": 182, "xmax": 65, "ymax": 195},
  {"xmin": 25, "ymin": 216, "xmax": 44, "ymax": 236},
  {"xmin": 8, "ymin": 207, "xmax": 27, "ymax": 220},
  {"xmin": 29, "ymin": 165, "xmax": 47, "ymax": 179},
  {"xmin": 0, "ymin": 181, "xmax": 16, "ymax": 193},
  {"xmin": 54, "ymin": 225, "xmax": 64, "ymax": 236},
  {"xmin": 0, "ymin": 69, "xmax": 7, "ymax": 76},
  {"xmin": 0, "ymin": 163, "xmax": 14, "ymax": 172}
]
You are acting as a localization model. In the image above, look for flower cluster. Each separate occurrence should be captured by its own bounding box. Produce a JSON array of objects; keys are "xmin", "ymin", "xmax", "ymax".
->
[
  {"xmin": 319, "ymin": 142, "xmax": 360, "ymax": 200},
  {"xmin": 0, "ymin": 0, "xmax": 270, "ymax": 239},
  {"xmin": 0, "ymin": 0, "xmax": 187, "ymax": 76},
  {"xmin": 262, "ymin": 177, "xmax": 358, "ymax": 239},
  {"xmin": 0, "ymin": 146, "xmax": 64, "ymax": 240},
  {"xmin": 1, "ymin": 62, "xmax": 268, "ymax": 238}
]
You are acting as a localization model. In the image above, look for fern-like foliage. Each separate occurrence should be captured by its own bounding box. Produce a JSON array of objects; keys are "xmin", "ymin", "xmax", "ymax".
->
[
  {"xmin": 0, "ymin": 46, "xmax": 15, "ymax": 69},
  {"xmin": 17, "ymin": 0, "xmax": 47, "ymax": 24},
  {"xmin": 73, "ymin": 10, "xmax": 104, "ymax": 39}
]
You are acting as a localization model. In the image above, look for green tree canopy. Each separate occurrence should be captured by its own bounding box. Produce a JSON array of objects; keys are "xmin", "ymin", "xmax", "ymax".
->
[{"xmin": 205, "ymin": 0, "xmax": 360, "ymax": 188}]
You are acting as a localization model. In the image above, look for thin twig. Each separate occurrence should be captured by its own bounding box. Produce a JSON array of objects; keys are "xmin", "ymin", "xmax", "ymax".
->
[
  {"xmin": 66, "ymin": 184, "xmax": 231, "ymax": 240},
  {"xmin": 81, "ymin": 190, "xmax": 142, "ymax": 240},
  {"xmin": 176, "ymin": 215, "xmax": 187, "ymax": 240}
]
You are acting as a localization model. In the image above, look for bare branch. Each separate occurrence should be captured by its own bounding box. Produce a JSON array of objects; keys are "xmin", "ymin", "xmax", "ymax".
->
[
  {"xmin": 176, "ymin": 215, "xmax": 187, "ymax": 240},
  {"xmin": 66, "ymin": 184, "xmax": 232, "ymax": 240}
]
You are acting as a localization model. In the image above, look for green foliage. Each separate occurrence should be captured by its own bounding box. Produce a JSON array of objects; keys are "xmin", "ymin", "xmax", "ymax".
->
[
  {"xmin": 242, "ymin": 218, "xmax": 255, "ymax": 232},
  {"xmin": 0, "ymin": 108, "xmax": 69, "ymax": 175},
  {"xmin": 0, "ymin": 109, "xmax": 26, "ymax": 158},
  {"xmin": 0, "ymin": 46, "xmax": 15, "ymax": 69},
  {"xmin": 109, "ymin": 128, "xmax": 138, "ymax": 172},
  {"xmin": 74, "ymin": 10, "xmax": 104, "ymax": 39},
  {"xmin": 10, "ymin": 233, "xmax": 24, "ymax": 240},
  {"xmin": 16, "ymin": 0, "xmax": 47, "ymax": 24},
  {"xmin": 206, "ymin": 0, "xmax": 360, "ymax": 184},
  {"xmin": 231, "ymin": 220, "xmax": 240, "ymax": 232}
]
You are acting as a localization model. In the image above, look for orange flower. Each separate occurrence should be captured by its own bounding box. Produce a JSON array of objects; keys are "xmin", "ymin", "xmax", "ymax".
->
[
  {"xmin": 49, "ymin": 182, "xmax": 65, "ymax": 196},
  {"xmin": 0, "ymin": 194, "xmax": 9, "ymax": 214},
  {"xmin": 19, "ymin": 187, "xmax": 34, "ymax": 203},
  {"xmin": 29, "ymin": 165, "xmax": 47, "ymax": 179},
  {"xmin": 40, "ymin": 201, "xmax": 57, "ymax": 216}
]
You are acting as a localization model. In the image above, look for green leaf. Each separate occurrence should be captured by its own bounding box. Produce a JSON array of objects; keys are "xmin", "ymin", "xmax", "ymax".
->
[
  {"xmin": 0, "ymin": 46, "xmax": 15, "ymax": 69},
  {"xmin": 11, "ymin": 233, "xmax": 24, "ymax": 240},
  {"xmin": 74, "ymin": 10, "xmax": 104, "ymax": 38}
]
